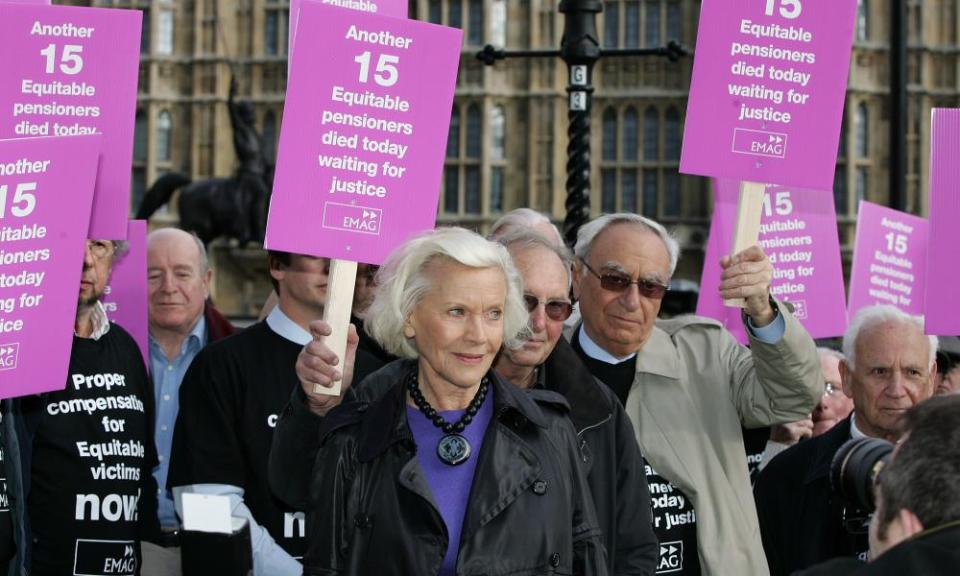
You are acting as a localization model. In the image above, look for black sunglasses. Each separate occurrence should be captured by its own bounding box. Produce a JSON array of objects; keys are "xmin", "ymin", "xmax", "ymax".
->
[
  {"xmin": 579, "ymin": 258, "xmax": 670, "ymax": 300},
  {"xmin": 523, "ymin": 294, "xmax": 574, "ymax": 322}
]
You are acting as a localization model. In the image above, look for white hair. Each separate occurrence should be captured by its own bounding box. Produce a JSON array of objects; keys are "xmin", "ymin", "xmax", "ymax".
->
[
  {"xmin": 493, "ymin": 228, "xmax": 574, "ymax": 290},
  {"xmin": 365, "ymin": 227, "xmax": 529, "ymax": 359},
  {"xmin": 817, "ymin": 347, "xmax": 845, "ymax": 362},
  {"xmin": 573, "ymin": 213, "xmax": 681, "ymax": 276},
  {"xmin": 842, "ymin": 305, "xmax": 938, "ymax": 371},
  {"xmin": 489, "ymin": 208, "xmax": 563, "ymax": 246}
]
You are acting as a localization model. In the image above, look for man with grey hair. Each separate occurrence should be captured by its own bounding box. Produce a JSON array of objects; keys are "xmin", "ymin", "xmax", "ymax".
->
[
  {"xmin": 754, "ymin": 305, "xmax": 938, "ymax": 576},
  {"xmin": 570, "ymin": 212, "xmax": 821, "ymax": 575},
  {"xmin": 489, "ymin": 208, "xmax": 564, "ymax": 246},
  {"xmin": 142, "ymin": 228, "xmax": 234, "ymax": 573}
]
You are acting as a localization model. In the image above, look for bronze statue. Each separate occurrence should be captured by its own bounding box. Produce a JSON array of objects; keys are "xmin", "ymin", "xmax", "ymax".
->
[{"xmin": 136, "ymin": 74, "xmax": 272, "ymax": 246}]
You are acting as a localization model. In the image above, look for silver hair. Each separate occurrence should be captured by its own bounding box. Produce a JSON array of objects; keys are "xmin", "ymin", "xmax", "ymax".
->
[
  {"xmin": 574, "ymin": 213, "xmax": 681, "ymax": 276},
  {"xmin": 493, "ymin": 228, "xmax": 574, "ymax": 290},
  {"xmin": 365, "ymin": 227, "xmax": 529, "ymax": 359},
  {"xmin": 816, "ymin": 347, "xmax": 845, "ymax": 362},
  {"xmin": 489, "ymin": 208, "xmax": 563, "ymax": 246},
  {"xmin": 842, "ymin": 305, "xmax": 938, "ymax": 371}
]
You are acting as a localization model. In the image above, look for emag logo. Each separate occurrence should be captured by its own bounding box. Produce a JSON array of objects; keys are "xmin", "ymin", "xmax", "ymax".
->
[{"xmin": 0, "ymin": 343, "xmax": 19, "ymax": 371}]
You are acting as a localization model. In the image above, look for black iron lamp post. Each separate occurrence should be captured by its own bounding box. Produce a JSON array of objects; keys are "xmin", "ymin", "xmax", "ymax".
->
[{"xmin": 477, "ymin": 0, "xmax": 689, "ymax": 247}]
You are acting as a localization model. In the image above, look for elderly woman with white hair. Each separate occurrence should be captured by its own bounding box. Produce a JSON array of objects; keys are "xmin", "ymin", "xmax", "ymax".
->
[{"xmin": 295, "ymin": 227, "xmax": 607, "ymax": 576}]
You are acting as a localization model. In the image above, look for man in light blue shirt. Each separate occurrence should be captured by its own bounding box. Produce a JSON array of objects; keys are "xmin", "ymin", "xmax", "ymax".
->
[{"xmin": 144, "ymin": 228, "xmax": 238, "ymax": 560}]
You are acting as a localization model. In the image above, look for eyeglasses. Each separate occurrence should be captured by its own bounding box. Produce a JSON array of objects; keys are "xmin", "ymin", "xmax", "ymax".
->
[
  {"xmin": 579, "ymin": 259, "xmax": 670, "ymax": 300},
  {"xmin": 85, "ymin": 240, "xmax": 115, "ymax": 261},
  {"xmin": 523, "ymin": 294, "xmax": 574, "ymax": 322},
  {"xmin": 824, "ymin": 381, "xmax": 840, "ymax": 397}
]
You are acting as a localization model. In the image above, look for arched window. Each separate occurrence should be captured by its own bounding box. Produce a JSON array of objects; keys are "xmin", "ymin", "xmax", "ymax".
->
[
  {"xmin": 158, "ymin": 10, "xmax": 174, "ymax": 55},
  {"xmin": 156, "ymin": 110, "xmax": 172, "ymax": 162},
  {"xmin": 263, "ymin": 111, "xmax": 277, "ymax": 162},
  {"xmin": 465, "ymin": 104, "xmax": 482, "ymax": 214},
  {"xmin": 644, "ymin": 106, "xmax": 660, "ymax": 161},
  {"xmin": 466, "ymin": 104, "xmax": 482, "ymax": 159},
  {"xmin": 468, "ymin": 0, "xmax": 484, "ymax": 45},
  {"xmin": 265, "ymin": 11, "xmax": 279, "ymax": 55},
  {"xmin": 602, "ymin": 107, "xmax": 618, "ymax": 161},
  {"xmin": 444, "ymin": 105, "xmax": 460, "ymax": 213},
  {"xmin": 491, "ymin": 0, "xmax": 507, "ymax": 46},
  {"xmin": 625, "ymin": 1, "xmax": 640, "ymax": 48},
  {"xmin": 666, "ymin": 1, "xmax": 682, "ymax": 41},
  {"xmin": 856, "ymin": 0, "xmax": 869, "ymax": 42},
  {"xmin": 603, "ymin": 1, "xmax": 619, "ymax": 48},
  {"xmin": 623, "ymin": 107, "xmax": 638, "ymax": 160},
  {"xmin": 446, "ymin": 107, "xmax": 460, "ymax": 158},
  {"xmin": 428, "ymin": 0, "xmax": 442, "ymax": 24},
  {"xmin": 449, "ymin": 0, "xmax": 462, "ymax": 30},
  {"xmin": 133, "ymin": 111, "xmax": 148, "ymax": 162},
  {"xmin": 856, "ymin": 103, "xmax": 869, "ymax": 158},
  {"xmin": 490, "ymin": 106, "xmax": 506, "ymax": 213},
  {"xmin": 645, "ymin": 0, "xmax": 661, "ymax": 47},
  {"xmin": 664, "ymin": 107, "xmax": 681, "ymax": 160},
  {"xmin": 490, "ymin": 106, "xmax": 505, "ymax": 160}
]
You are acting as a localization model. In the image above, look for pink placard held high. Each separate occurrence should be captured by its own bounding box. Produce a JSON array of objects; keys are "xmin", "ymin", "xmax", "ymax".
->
[
  {"xmin": 0, "ymin": 135, "xmax": 100, "ymax": 399},
  {"xmin": 101, "ymin": 220, "xmax": 148, "ymax": 366},
  {"xmin": 267, "ymin": 4, "xmax": 462, "ymax": 263},
  {"xmin": 848, "ymin": 201, "xmax": 929, "ymax": 320},
  {"xmin": 0, "ymin": 4, "xmax": 142, "ymax": 239},
  {"xmin": 289, "ymin": 0, "xmax": 408, "ymax": 72},
  {"xmin": 680, "ymin": 0, "xmax": 857, "ymax": 189},
  {"xmin": 924, "ymin": 109, "xmax": 960, "ymax": 335},
  {"xmin": 697, "ymin": 180, "xmax": 847, "ymax": 343}
]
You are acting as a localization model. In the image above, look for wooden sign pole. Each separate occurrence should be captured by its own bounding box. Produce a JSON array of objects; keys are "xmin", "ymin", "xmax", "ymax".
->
[
  {"xmin": 724, "ymin": 180, "xmax": 766, "ymax": 308},
  {"xmin": 314, "ymin": 258, "xmax": 357, "ymax": 396}
]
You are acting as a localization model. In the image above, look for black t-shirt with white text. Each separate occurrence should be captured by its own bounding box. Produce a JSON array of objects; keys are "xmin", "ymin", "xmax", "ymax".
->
[
  {"xmin": 0, "ymin": 410, "xmax": 14, "ymax": 567},
  {"xmin": 572, "ymin": 333, "xmax": 702, "ymax": 575},
  {"xmin": 167, "ymin": 321, "xmax": 308, "ymax": 558},
  {"xmin": 26, "ymin": 327, "xmax": 157, "ymax": 576}
]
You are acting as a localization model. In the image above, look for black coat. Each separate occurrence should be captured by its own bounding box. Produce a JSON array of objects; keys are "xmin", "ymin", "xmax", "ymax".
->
[
  {"xmin": 754, "ymin": 417, "xmax": 868, "ymax": 576},
  {"xmin": 270, "ymin": 342, "xmax": 657, "ymax": 575},
  {"xmin": 303, "ymin": 361, "xmax": 607, "ymax": 575},
  {"xmin": 793, "ymin": 523, "xmax": 960, "ymax": 576},
  {"xmin": 542, "ymin": 338, "xmax": 658, "ymax": 575}
]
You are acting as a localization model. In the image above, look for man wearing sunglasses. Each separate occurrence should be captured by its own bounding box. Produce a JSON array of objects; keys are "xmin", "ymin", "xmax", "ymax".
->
[
  {"xmin": 569, "ymin": 213, "xmax": 821, "ymax": 576},
  {"xmin": 492, "ymin": 229, "xmax": 658, "ymax": 575}
]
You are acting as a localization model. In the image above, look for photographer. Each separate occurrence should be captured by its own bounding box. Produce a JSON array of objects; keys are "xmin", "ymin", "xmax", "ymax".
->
[
  {"xmin": 754, "ymin": 305, "xmax": 938, "ymax": 575},
  {"xmin": 796, "ymin": 394, "xmax": 960, "ymax": 574}
]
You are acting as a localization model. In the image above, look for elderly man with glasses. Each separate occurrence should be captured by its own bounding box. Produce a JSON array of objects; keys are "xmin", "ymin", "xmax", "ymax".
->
[
  {"xmin": 8, "ymin": 239, "xmax": 160, "ymax": 576},
  {"xmin": 568, "ymin": 213, "xmax": 821, "ymax": 576}
]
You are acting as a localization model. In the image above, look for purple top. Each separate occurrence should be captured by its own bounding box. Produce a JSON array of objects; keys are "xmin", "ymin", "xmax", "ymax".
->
[{"xmin": 406, "ymin": 387, "xmax": 494, "ymax": 576}]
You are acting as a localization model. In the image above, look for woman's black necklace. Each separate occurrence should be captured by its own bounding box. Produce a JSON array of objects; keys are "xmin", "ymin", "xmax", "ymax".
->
[{"xmin": 407, "ymin": 372, "xmax": 489, "ymax": 466}]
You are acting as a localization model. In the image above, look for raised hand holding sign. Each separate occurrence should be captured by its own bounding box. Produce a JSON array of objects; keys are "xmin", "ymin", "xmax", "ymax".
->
[
  {"xmin": 267, "ymin": 4, "xmax": 462, "ymax": 395},
  {"xmin": 682, "ymin": 0, "xmax": 856, "ymax": 308}
]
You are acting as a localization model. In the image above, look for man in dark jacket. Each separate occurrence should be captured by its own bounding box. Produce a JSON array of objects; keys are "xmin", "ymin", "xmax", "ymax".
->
[
  {"xmin": 755, "ymin": 305, "xmax": 938, "ymax": 575},
  {"xmin": 794, "ymin": 394, "xmax": 960, "ymax": 576},
  {"xmin": 144, "ymin": 228, "xmax": 234, "ymax": 563}
]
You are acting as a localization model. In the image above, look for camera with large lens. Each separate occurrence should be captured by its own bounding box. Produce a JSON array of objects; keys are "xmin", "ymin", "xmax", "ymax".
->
[{"xmin": 830, "ymin": 437, "xmax": 894, "ymax": 533}]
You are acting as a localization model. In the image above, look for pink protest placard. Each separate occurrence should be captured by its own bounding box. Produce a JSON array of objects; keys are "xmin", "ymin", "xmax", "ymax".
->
[
  {"xmin": 267, "ymin": 4, "xmax": 462, "ymax": 263},
  {"xmin": 0, "ymin": 4, "xmax": 141, "ymax": 239},
  {"xmin": 848, "ymin": 201, "xmax": 929, "ymax": 320},
  {"xmin": 680, "ymin": 0, "xmax": 857, "ymax": 189},
  {"xmin": 101, "ymin": 220, "xmax": 147, "ymax": 365},
  {"xmin": 924, "ymin": 109, "xmax": 960, "ymax": 335},
  {"xmin": 289, "ymin": 0, "xmax": 408, "ymax": 70},
  {"xmin": 0, "ymin": 134, "xmax": 100, "ymax": 399},
  {"xmin": 697, "ymin": 180, "xmax": 847, "ymax": 342}
]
